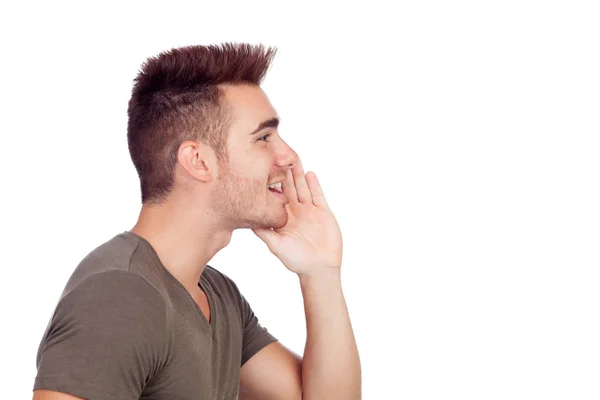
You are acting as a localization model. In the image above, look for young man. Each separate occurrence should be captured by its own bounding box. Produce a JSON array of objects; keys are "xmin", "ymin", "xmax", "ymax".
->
[{"xmin": 33, "ymin": 43, "xmax": 361, "ymax": 400}]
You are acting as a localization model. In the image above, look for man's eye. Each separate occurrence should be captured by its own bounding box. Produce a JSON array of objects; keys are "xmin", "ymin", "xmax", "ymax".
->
[{"xmin": 258, "ymin": 133, "xmax": 272, "ymax": 142}]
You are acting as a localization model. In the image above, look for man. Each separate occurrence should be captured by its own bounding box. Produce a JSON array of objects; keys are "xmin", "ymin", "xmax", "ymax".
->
[{"xmin": 33, "ymin": 43, "xmax": 361, "ymax": 399}]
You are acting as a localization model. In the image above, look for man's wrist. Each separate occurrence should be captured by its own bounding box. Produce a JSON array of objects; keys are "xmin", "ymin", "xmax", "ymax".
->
[{"xmin": 298, "ymin": 267, "xmax": 342, "ymax": 286}]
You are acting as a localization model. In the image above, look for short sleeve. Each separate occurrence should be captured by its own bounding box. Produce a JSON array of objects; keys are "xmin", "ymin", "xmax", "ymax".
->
[
  {"xmin": 239, "ymin": 292, "xmax": 278, "ymax": 366},
  {"xmin": 34, "ymin": 270, "xmax": 169, "ymax": 400}
]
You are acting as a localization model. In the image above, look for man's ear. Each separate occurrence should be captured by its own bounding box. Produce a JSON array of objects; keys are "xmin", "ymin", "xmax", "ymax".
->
[{"xmin": 177, "ymin": 140, "xmax": 215, "ymax": 183}]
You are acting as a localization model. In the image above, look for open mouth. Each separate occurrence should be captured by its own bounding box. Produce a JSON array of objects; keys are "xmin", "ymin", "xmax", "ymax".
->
[{"xmin": 268, "ymin": 182, "xmax": 283, "ymax": 194}]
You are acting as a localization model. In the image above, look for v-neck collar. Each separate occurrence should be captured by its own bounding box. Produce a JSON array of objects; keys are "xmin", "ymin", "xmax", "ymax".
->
[
  {"xmin": 197, "ymin": 275, "xmax": 216, "ymax": 334},
  {"xmin": 124, "ymin": 231, "xmax": 217, "ymax": 338}
]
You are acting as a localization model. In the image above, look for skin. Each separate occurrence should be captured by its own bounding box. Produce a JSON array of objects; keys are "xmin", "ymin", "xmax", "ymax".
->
[{"xmin": 33, "ymin": 83, "xmax": 361, "ymax": 400}]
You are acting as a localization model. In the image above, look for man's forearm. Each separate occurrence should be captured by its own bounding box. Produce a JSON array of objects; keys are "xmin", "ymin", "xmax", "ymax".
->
[{"xmin": 299, "ymin": 269, "xmax": 361, "ymax": 400}]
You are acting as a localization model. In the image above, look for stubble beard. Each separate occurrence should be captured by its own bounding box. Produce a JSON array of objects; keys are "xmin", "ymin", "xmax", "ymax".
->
[{"xmin": 213, "ymin": 165, "xmax": 288, "ymax": 231}]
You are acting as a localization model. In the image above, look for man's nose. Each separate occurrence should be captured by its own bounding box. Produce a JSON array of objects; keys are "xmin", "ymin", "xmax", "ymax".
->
[{"xmin": 276, "ymin": 142, "xmax": 299, "ymax": 169}]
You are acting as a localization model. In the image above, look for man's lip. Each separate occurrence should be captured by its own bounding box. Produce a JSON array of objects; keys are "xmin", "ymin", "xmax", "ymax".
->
[{"xmin": 268, "ymin": 187, "xmax": 288, "ymax": 202}]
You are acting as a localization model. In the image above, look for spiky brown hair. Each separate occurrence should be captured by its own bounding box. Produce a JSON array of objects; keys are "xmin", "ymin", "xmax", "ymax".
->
[{"xmin": 127, "ymin": 43, "xmax": 277, "ymax": 204}]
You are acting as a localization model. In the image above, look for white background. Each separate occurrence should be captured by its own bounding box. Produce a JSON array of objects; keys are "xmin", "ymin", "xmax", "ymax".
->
[{"xmin": 1, "ymin": 1, "xmax": 599, "ymax": 399}]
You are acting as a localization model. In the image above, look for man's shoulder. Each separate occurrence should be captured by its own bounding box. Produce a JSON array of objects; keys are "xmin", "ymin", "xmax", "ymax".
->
[
  {"xmin": 62, "ymin": 232, "xmax": 140, "ymax": 290},
  {"xmin": 62, "ymin": 270, "xmax": 166, "ymax": 310}
]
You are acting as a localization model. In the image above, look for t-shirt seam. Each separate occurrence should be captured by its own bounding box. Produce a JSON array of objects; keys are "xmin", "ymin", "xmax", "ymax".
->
[
  {"xmin": 126, "ymin": 235, "xmax": 175, "ymax": 308},
  {"xmin": 127, "ymin": 239, "xmax": 165, "ymax": 296},
  {"xmin": 127, "ymin": 238, "xmax": 172, "ymax": 315}
]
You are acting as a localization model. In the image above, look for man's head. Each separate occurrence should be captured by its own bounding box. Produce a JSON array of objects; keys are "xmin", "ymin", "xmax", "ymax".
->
[{"xmin": 127, "ymin": 43, "xmax": 298, "ymax": 230}]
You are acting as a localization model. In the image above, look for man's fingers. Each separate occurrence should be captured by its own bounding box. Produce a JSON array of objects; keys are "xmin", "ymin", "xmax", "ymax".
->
[
  {"xmin": 292, "ymin": 160, "xmax": 312, "ymax": 204},
  {"xmin": 282, "ymin": 169, "xmax": 297, "ymax": 205},
  {"xmin": 306, "ymin": 171, "xmax": 330, "ymax": 210}
]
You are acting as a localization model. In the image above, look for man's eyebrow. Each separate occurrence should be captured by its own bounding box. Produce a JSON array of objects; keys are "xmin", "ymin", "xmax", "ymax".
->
[{"xmin": 248, "ymin": 117, "xmax": 279, "ymax": 135}]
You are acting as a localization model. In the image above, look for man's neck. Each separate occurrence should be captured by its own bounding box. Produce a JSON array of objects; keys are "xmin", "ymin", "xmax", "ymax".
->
[{"xmin": 130, "ymin": 201, "xmax": 233, "ymax": 294}]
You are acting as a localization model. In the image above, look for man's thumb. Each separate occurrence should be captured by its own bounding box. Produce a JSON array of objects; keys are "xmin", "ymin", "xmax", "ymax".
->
[{"xmin": 251, "ymin": 228, "xmax": 280, "ymax": 251}]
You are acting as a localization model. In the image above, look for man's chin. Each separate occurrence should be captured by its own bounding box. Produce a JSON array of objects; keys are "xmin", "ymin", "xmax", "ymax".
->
[{"xmin": 253, "ymin": 211, "xmax": 288, "ymax": 230}]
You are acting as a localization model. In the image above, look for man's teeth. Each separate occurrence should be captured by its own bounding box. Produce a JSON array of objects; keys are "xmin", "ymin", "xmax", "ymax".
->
[{"xmin": 268, "ymin": 182, "xmax": 282, "ymax": 192}]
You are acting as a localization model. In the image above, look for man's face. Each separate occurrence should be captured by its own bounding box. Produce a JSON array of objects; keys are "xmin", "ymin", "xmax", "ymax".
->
[{"xmin": 212, "ymin": 84, "xmax": 298, "ymax": 230}]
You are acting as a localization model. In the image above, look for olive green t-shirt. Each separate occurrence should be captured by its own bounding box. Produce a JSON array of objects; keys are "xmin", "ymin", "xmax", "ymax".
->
[{"xmin": 34, "ymin": 231, "xmax": 278, "ymax": 399}]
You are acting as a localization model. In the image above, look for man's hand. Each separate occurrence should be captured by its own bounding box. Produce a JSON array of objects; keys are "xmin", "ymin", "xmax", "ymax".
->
[
  {"xmin": 253, "ymin": 160, "xmax": 361, "ymax": 399},
  {"xmin": 252, "ymin": 160, "xmax": 342, "ymax": 277}
]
